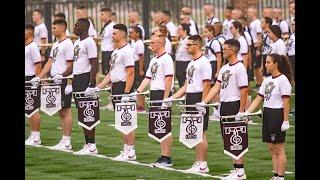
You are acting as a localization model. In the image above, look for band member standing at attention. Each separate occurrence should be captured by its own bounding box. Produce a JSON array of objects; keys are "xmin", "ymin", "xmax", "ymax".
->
[
  {"xmin": 135, "ymin": 34, "xmax": 174, "ymax": 167},
  {"xmin": 129, "ymin": 26, "xmax": 145, "ymax": 112},
  {"xmin": 261, "ymin": 17, "xmax": 273, "ymax": 77},
  {"xmin": 32, "ymin": 19, "xmax": 74, "ymax": 152},
  {"xmin": 175, "ymin": 23, "xmax": 193, "ymax": 88},
  {"xmin": 197, "ymin": 39, "xmax": 249, "ymax": 179},
  {"xmin": 287, "ymin": 19, "xmax": 295, "ymax": 79},
  {"xmin": 32, "ymin": 9, "xmax": 48, "ymax": 66},
  {"xmin": 204, "ymin": 4, "xmax": 220, "ymax": 25},
  {"xmin": 93, "ymin": 24, "xmax": 136, "ymax": 161},
  {"xmin": 166, "ymin": 35, "xmax": 212, "ymax": 173},
  {"xmin": 268, "ymin": 25, "xmax": 287, "ymax": 56},
  {"xmin": 75, "ymin": 5, "xmax": 97, "ymax": 37},
  {"xmin": 230, "ymin": 21, "xmax": 249, "ymax": 70},
  {"xmin": 25, "ymin": 24, "xmax": 43, "ymax": 146},
  {"xmin": 246, "ymin": 54, "xmax": 293, "ymax": 180},
  {"xmin": 71, "ymin": 18, "xmax": 99, "ymax": 155}
]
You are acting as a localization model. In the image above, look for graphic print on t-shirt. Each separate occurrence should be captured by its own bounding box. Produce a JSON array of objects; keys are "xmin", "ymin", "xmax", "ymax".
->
[
  {"xmin": 151, "ymin": 62, "xmax": 160, "ymax": 80},
  {"xmin": 187, "ymin": 65, "xmax": 196, "ymax": 84},
  {"xmin": 265, "ymin": 82, "xmax": 275, "ymax": 101},
  {"xmin": 222, "ymin": 70, "xmax": 232, "ymax": 89},
  {"xmin": 110, "ymin": 53, "xmax": 117, "ymax": 70},
  {"xmin": 52, "ymin": 47, "xmax": 59, "ymax": 62},
  {"xmin": 73, "ymin": 45, "xmax": 80, "ymax": 62}
]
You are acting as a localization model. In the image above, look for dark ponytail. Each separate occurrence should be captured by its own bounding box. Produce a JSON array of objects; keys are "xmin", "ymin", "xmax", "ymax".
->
[{"xmin": 269, "ymin": 53, "xmax": 293, "ymax": 83}]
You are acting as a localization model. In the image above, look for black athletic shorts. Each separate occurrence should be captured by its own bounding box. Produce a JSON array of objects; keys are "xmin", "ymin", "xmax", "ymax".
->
[
  {"xmin": 252, "ymin": 47, "xmax": 262, "ymax": 68},
  {"xmin": 101, "ymin": 51, "xmax": 113, "ymax": 75},
  {"xmin": 219, "ymin": 100, "xmax": 240, "ymax": 137},
  {"xmin": 210, "ymin": 61, "xmax": 217, "ymax": 83},
  {"xmin": 175, "ymin": 61, "xmax": 190, "ymax": 88},
  {"xmin": 72, "ymin": 72, "xmax": 90, "ymax": 108},
  {"xmin": 25, "ymin": 75, "xmax": 41, "ymax": 102},
  {"xmin": 186, "ymin": 92, "xmax": 209, "ymax": 131},
  {"xmin": 134, "ymin": 61, "xmax": 144, "ymax": 90},
  {"xmin": 111, "ymin": 81, "xmax": 134, "ymax": 110},
  {"xmin": 262, "ymin": 107, "xmax": 286, "ymax": 143},
  {"xmin": 150, "ymin": 90, "xmax": 171, "ymax": 106}
]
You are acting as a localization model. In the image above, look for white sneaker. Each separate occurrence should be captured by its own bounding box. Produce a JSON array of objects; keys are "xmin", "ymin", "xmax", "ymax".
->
[
  {"xmin": 186, "ymin": 161, "xmax": 209, "ymax": 173},
  {"xmin": 112, "ymin": 150, "xmax": 136, "ymax": 161},
  {"xmin": 224, "ymin": 168, "xmax": 246, "ymax": 179},
  {"xmin": 73, "ymin": 143, "xmax": 98, "ymax": 155},
  {"xmin": 106, "ymin": 102, "xmax": 114, "ymax": 111},
  {"xmin": 50, "ymin": 140, "xmax": 72, "ymax": 152},
  {"xmin": 25, "ymin": 135, "xmax": 41, "ymax": 146}
]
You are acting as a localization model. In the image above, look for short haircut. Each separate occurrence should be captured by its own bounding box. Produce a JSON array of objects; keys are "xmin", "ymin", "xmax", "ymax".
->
[
  {"xmin": 151, "ymin": 34, "xmax": 165, "ymax": 45},
  {"xmin": 77, "ymin": 18, "xmax": 90, "ymax": 31},
  {"xmin": 54, "ymin": 13, "xmax": 66, "ymax": 20},
  {"xmin": 76, "ymin": 5, "xmax": 86, "ymax": 10},
  {"xmin": 161, "ymin": 10, "xmax": 171, "ymax": 17},
  {"xmin": 226, "ymin": 5, "xmax": 234, "ymax": 10},
  {"xmin": 180, "ymin": 23, "xmax": 190, "ymax": 35},
  {"xmin": 111, "ymin": 12, "xmax": 117, "ymax": 16},
  {"xmin": 101, "ymin": 8, "xmax": 112, "ymax": 13},
  {"xmin": 269, "ymin": 25, "xmax": 282, "ymax": 39},
  {"xmin": 53, "ymin": 19, "xmax": 67, "ymax": 29},
  {"xmin": 33, "ymin": 9, "xmax": 43, "ymax": 16},
  {"xmin": 232, "ymin": 20, "xmax": 243, "ymax": 34},
  {"xmin": 214, "ymin": 22, "xmax": 223, "ymax": 34},
  {"xmin": 113, "ymin": 24, "xmax": 128, "ymax": 35},
  {"xmin": 188, "ymin": 35, "xmax": 203, "ymax": 47},
  {"xmin": 263, "ymin": 16, "xmax": 273, "ymax": 26},
  {"xmin": 25, "ymin": 24, "xmax": 34, "ymax": 32},
  {"xmin": 225, "ymin": 39, "xmax": 240, "ymax": 54},
  {"xmin": 205, "ymin": 24, "xmax": 215, "ymax": 35},
  {"xmin": 129, "ymin": 9, "xmax": 140, "ymax": 14}
]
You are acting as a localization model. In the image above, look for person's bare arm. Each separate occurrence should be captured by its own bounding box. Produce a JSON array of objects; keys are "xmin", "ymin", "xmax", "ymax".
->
[
  {"xmin": 97, "ymin": 72, "xmax": 111, "ymax": 89},
  {"xmin": 34, "ymin": 62, "xmax": 42, "ymax": 76},
  {"xmin": 246, "ymin": 95, "xmax": 263, "ymax": 113},
  {"xmin": 124, "ymin": 67, "xmax": 134, "ymax": 93},
  {"xmin": 137, "ymin": 78, "xmax": 151, "ymax": 93},
  {"xmin": 89, "ymin": 57, "xmax": 98, "ymax": 85},
  {"xmin": 283, "ymin": 97, "xmax": 290, "ymax": 121},
  {"xmin": 62, "ymin": 61, "xmax": 73, "ymax": 77},
  {"xmin": 163, "ymin": 76, "xmax": 173, "ymax": 99},
  {"xmin": 239, "ymin": 87, "xmax": 248, "ymax": 112},
  {"xmin": 172, "ymin": 81, "xmax": 187, "ymax": 99},
  {"xmin": 138, "ymin": 54, "xmax": 145, "ymax": 76},
  {"xmin": 203, "ymin": 82, "xmax": 221, "ymax": 103},
  {"xmin": 38, "ymin": 58, "xmax": 52, "ymax": 78}
]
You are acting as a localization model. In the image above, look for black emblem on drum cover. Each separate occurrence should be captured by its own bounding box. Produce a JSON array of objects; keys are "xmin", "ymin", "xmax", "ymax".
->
[
  {"xmin": 25, "ymin": 89, "xmax": 37, "ymax": 110},
  {"xmin": 116, "ymin": 104, "xmax": 136, "ymax": 126},
  {"xmin": 265, "ymin": 82, "xmax": 275, "ymax": 101},
  {"xmin": 222, "ymin": 70, "xmax": 232, "ymax": 89},
  {"xmin": 42, "ymin": 87, "xmax": 60, "ymax": 108},
  {"xmin": 183, "ymin": 116, "xmax": 202, "ymax": 139},
  {"xmin": 187, "ymin": 65, "xmax": 196, "ymax": 84},
  {"xmin": 73, "ymin": 45, "xmax": 80, "ymax": 61},
  {"xmin": 52, "ymin": 47, "xmax": 59, "ymax": 62},
  {"xmin": 151, "ymin": 62, "xmax": 160, "ymax": 80},
  {"xmin": 150, "ymin": 111, "xmax": 170, "ymax": 134},
  {"xmin": 110, "ymin": 53, "xmax": 117, "ymax": 70},
  {"xmin": 225, "ymin": 126, "xmax": 246, "ymax": 150},
  {"xmin": 79, "ymin": 100, "xmax": 98, "ymax": 122}
]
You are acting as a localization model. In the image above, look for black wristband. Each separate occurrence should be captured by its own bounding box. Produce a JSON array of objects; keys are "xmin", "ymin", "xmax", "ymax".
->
[
  {"xmin": 88, "ymin": 82, "xmax": 95, "ymax": 87},
  {"xmin": 124, "ymin": 92, "xmax": 129, "ymax": 94}
]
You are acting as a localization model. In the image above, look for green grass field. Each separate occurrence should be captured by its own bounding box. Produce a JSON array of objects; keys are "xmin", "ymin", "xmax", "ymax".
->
[{"xmin": 25, "ymin": 82, "xmax": 295, "ymax": 179}]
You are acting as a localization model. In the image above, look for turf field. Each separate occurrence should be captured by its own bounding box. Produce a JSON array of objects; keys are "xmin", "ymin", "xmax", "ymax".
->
[{"xmin": 25, "ymin": 82, "xmax": 295, "ymax": 179}]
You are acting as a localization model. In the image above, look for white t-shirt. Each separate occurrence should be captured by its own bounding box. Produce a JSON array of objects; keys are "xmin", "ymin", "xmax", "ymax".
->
[
  {"xmin": 110, "ymin": 44, "xmax": 135, "ymax": 83},
  {"xmin": 175, "ymin": 36, "xmax": 193, "ymax": 62},
  {"xmin": 52, "ymin": 29, "xmax": 70, "ymax": 42},
  {"xmin": 100, "ymin": 21, "xmax": 115, "ymax": 52},
  {"xmin": 130, "ymin": 39, "xmax": 145, "ymax": 62},
  {"xmin": 25, "ymin": 41, "xmax": 41, "ymax": 76},
  {"xmin": 223, "ymin": 19, "xmax": 234, "ymax": 40},
  {"xmin": 234, "ymin": 36, "xmax": 248, "ymax": 61},
  {"xmin": 216, "ymin": 34, "xmax": 226, "ymax": 45},
  {"xmin": 73, "ymin": 37, "xmax": 97, "ymax": 75},
  {"xmin": 205, "ymin": 37, "xmax": 222, "ymax": 62},
  {"xmin": 186, "ymin": 55, "xmax": 212, "ymax": 93},
  {"xmin": 137, "ymin": 24, "xmax": 145, "ymax": 40},
  {"xmin": 165, "ymin": 38, "xmax": 172, "ymax": 55},
  {"xmin": 217, "ymin": 61, "xmax": 248, "ymax": 102},
  {"xmin": 166, "ymin": 21, "xmax": 177, "ymax": 37},
  {"xmin": 189, "ymin": 19, "xmax": 198, "ymax": 35},
  {"xmin": 269, "ymin": 38, "xmax": 287, "ymax": 55},
  {"xmin": 34, "ymin": 23, "xmax": 48, "ymax": 45},
  {"xmin": 286, "ymin": 32, "xmax": 295, "ymax": 56},
  {"xmin": 272, "ymin": 20, "xmax": 289, "ymax": 35},
  {"xmin": 88, "ymin": 19, "xmax": 97, "ymax": 37},
  {"xmin": 244, "ymin": 31, "xmax": 252, "ymax": 46},
  {"xmin": 206, "ymin": 16, "xmax": 220, "ymax": 25},
  {"xmin": 262, "ymin": 32, "xmax": 272, "ymax": 55},
  {"xmin": 249, "ymin": 19, "xmax": 262, "ymax": 43},
  {"xmin": 258, "ymin": 74, "xmax": 292, "ymax": 108},
  {"xmin": 146, "ymin": 52, "xmax": 174, "ymax": 90},
  {"xmin": 50, "ymin": 38, "xmax": 74, "ymax": 76}
]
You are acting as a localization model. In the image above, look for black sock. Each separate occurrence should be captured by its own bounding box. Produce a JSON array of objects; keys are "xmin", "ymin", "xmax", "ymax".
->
[
  {"xmin": 234, "ymin": 164, "xmax": 244, "ymax": 168},
  {"xmin": 87, "ymin": 136, "xmax": 95, "ymax": 144},
  {"xmin": 278, "ymin": 175, "xmax": 284, "ymax": 177},
  {"xmin": 84, "ymin": 135, "xmax": 89, "ymax": 144},
  {"xmin": 274, "ymin": 173, "xmax": 278, "ymax": 177},
  {"xmin": 162, "ymin": 155, "xmax": 171, "ymax": 160}
]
